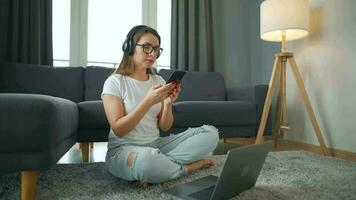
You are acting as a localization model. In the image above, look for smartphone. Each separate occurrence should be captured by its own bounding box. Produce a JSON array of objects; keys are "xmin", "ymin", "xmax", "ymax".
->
[{"xmin": 166, "ymin": 70, "xmax": 186, "ymax": 84}]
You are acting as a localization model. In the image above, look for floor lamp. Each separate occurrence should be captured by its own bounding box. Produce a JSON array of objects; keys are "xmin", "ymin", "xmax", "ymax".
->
[{"xmin": 255, "ymin": 0, "xmax": 329, "ymax": 156}]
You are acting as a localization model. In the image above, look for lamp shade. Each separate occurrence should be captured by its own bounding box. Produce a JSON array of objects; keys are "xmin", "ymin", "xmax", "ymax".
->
[{"xmin": 260, "ymin": 0, "xmax": 309, "ymax": 42}]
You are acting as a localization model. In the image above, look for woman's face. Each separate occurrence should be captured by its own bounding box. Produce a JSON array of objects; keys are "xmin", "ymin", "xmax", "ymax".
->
[{"xmin": 132, "ymin": 33, "xmax": 160, "ymax": 71}]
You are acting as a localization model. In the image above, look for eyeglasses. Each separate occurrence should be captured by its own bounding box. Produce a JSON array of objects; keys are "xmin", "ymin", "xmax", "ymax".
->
[{"xmin": 136, "ymin": 43, "xmax": 163, "ymax": 58}]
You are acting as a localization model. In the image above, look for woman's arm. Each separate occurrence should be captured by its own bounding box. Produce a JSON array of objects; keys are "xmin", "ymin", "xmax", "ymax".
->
[
  {"xmin": 159, "ymin": 83, "xmax": 181, "ymax": 131},
  {"xmin": 102, "ymin": 94, "xmax": 153, "ymax": 137},
  {"xmin": 103, "ymin": 84, "xmax": 173, "ymax": 137},
  {"xmin": 158, "ymin": 101, "xmax": 174, "ymax": 131}
]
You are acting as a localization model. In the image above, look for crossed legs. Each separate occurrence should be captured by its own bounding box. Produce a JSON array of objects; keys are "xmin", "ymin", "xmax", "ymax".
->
[{"xmin": 106, "ymin": 125, "xmax": 219, "ymax": 184}]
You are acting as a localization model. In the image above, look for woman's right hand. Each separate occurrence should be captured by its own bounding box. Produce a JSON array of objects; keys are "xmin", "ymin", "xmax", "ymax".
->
[{"xmin": 144, "ymin": 84, "xmax": 174, "ymax": 105}]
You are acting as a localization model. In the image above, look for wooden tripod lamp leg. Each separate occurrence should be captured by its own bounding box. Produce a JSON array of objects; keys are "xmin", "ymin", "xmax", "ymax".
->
[
  {"xmin": 281, "ymin": 59, "xmax": 289, "ymax": 129},
  {"xmin": 288, "ymin": 57, "xmax": 329, "ymax": 155},
  {"xmin": 272, "ymin": 62, "xmax": 283, "ymax": 147},
  {"xmin": 256, "ymin": 56, "xmax": 281, "ymax": 144}
]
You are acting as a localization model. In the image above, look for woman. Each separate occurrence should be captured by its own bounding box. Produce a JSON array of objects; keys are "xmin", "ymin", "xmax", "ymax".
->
[{"xmin": 102, "ymin": 25, "xmax": 219, "ymax": 185}]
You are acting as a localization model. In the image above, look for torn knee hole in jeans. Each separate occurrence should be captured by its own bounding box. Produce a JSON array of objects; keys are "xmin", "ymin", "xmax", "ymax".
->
[{"xmin": 127, "ymin": 152, "xmax": 137, "ymax": 167}]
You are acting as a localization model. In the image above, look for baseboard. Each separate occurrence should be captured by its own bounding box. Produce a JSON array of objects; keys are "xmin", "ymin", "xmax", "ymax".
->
[
  {"xmin": 280, "ymin": 139, "xmax": 356, "ymax": 161},
  {"xmin": 223, "ymin": 137, "xmax": 356, "ymax": 162}
]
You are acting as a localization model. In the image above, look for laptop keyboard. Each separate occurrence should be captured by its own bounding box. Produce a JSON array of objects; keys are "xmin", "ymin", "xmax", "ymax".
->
[{"xmin": 189, "ymin": 186, "xmax": 215, "ymax": 200}]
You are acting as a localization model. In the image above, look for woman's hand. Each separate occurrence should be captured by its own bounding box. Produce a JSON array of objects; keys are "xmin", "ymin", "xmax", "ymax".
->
[
  {"xmin": 144, "ymin": 84, "xmax": 175, "ymax": 105},
  {"xmin": 164, "ymin": 83, "xmax": 181, "ymax": 105}
]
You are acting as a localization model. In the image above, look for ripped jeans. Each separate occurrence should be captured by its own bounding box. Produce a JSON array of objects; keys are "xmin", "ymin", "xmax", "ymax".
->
[{"xmin": 105, "ymin": 125, "xmax": 219, "ymax": 184}]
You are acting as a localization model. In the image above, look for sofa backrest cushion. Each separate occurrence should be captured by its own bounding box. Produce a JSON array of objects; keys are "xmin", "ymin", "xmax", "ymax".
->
[
  {"xmin": 84, "ymin": 66, "xmax": 115, "ymax": 101},
  {"xmin": 159, "ymin": 69, "xmax": 226, "ymax": 101},
  {"xmin": 0, "ymin": 63, "xmax": 84, "ymax": 102}
]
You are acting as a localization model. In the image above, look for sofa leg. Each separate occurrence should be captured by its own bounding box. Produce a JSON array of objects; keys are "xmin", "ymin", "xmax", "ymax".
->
[
  {"xmin": 81, "ymin": 142, "xmax": 90, "ymax": 162},
  {"xmin": 90, "ymin": 142, "xmax": 94, "ymax": 149},
  {"xmin": 21, "ymin": 171, "xmax": 39, "ymax": 200}
]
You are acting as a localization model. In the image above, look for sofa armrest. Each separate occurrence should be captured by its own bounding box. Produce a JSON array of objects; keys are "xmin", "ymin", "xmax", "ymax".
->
[
  {"xmin": 254, "ymin": 85, "xmax": 272, "ymax": 133},
  {"xmin": 226, "ymin": 86, "xmax": 255, "ymax": 102},
  {"xmin": 0, "ymin": 93, "xmax": 78, "ymax": 153},
  {"xmin": 227, "ymin": 84, "xmax": 268, "ymax": 109},
  {"xmin": 226, "ymin": 85, "xmax": 272, "ymax": 133},
  {"xmin": 254, "ymin": 84, "xmax": 268, "ymax": 116}
]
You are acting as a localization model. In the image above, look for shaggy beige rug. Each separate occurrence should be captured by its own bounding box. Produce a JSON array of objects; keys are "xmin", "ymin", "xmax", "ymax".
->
[{"xmin": 1, "ymin": 151, "xmax": 356, "ymax": 200}]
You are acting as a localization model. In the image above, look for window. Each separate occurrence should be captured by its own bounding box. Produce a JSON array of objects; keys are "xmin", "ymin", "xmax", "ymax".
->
[
  {"xmin": 52, "ymin": 0, "xmax": 70, "ymax": 66},
  {"xmin": 52, "ymin": 0, "xmax": 171, "ymax": 68},
  {"xmin": 87, "ymin": 0, "xmax": 141, "ymax": 68},
  {"xmin": 157, "ymin": 0, "xmax": 171, "ymax": 68}
]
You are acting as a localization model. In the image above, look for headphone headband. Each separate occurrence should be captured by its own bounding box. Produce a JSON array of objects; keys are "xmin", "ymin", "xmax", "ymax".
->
[{"xmin": 127, "ymin": 25, "xmax": 149, "ymax": 40}]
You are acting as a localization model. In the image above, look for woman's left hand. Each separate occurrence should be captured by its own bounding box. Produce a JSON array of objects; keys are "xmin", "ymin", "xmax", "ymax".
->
[{"xmin": 164, "ymin": 82, "xmax": 181, "ymax": 105}]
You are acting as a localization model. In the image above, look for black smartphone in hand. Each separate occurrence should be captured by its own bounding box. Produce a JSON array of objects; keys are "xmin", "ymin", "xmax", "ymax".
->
[{"xmin": 166, "ymin": 70, "xmax": 186, "ymax": 84}]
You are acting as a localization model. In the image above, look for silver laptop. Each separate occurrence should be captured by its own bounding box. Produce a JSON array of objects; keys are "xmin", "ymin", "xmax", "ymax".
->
[{"xmin": 164, "ymin": 141, "xmax": 272, "ymax": 200}]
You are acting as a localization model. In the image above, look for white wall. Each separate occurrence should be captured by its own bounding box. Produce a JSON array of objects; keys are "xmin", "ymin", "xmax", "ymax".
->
[{"xmin": 285, "ymin": 0, "xmax": 356, "ymax": 153}]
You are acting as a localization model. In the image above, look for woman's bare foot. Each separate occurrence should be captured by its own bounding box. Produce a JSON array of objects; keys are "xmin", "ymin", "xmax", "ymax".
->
[
  {"xmin": 137, "ymin": 160, "xmax": 214, "ymax": 188},
  {"xmin": 186, "ymin": 159, "xmax": 214, "ymax": 173},
  {"xmin": 138, "ymin": 180, "xmax": 149, "ymax": 189}
]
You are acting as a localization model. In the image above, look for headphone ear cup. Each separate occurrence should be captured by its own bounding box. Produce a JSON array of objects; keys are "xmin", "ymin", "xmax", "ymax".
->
[
  {"xmin": 127, "ymin": 39, "xmax": 133, "ymax": 55},
  {"xmin": 122, "ymin": 39, "xmax": 128, "ymax": 54},
  {"xmin": 122, "ymin": 38, "xmax": 134, "ymax": 55}
]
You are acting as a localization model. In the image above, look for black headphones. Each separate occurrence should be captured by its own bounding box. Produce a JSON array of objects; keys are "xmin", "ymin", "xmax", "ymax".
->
[{"xmin": 122, "ymin": 25, "xmax": 149, "ymax": 56}]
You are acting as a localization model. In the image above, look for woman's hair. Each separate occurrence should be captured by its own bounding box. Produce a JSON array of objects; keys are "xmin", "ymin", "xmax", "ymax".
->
[{"xmin": 114, "ymin": 25, "xmax": 161, "ymax": 76}]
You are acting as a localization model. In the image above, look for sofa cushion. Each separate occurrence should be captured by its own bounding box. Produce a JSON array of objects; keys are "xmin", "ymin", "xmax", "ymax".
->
[
  {"xmin": 172, "ymin": 101, "xmax": 257, "ymax": 127},
  {"xmin": 0, "ymin": 63, "xmax": 84, "ymax": 103},
  {"xmin": 78, "ymin": 100, "xmax": 109, "ymax": 129},
  {"xmin": 159, "ymin": 69, "xmax": 226, "ymax": 101},
  {"xmin": 84, "ymin": 66, "xmax": 114, "ymax": 101}
]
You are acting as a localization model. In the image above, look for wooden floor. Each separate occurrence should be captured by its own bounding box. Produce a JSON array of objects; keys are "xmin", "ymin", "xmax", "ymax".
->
[
  {"xmin": 58, "ymin": 142, "xmax": 107, "ymax": 164},
  {"xmin": 58, "ymin": 137, "xmax": 356, "ymax": 164}
]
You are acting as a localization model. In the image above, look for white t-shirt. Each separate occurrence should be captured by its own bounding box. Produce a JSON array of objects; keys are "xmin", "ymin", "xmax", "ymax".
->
[{"xmin": 101, "ymin": 73, "xmax": 166, "ymax": 151}]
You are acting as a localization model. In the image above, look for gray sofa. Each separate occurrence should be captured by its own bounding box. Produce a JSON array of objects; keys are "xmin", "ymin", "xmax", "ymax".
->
[
  {"xmin": 0, "ymin": 63, "xmax": 271, "ymax": 199},
  {"xmin": 159, "ymin": 69, "xmax": 271, "ymax": 137}
]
